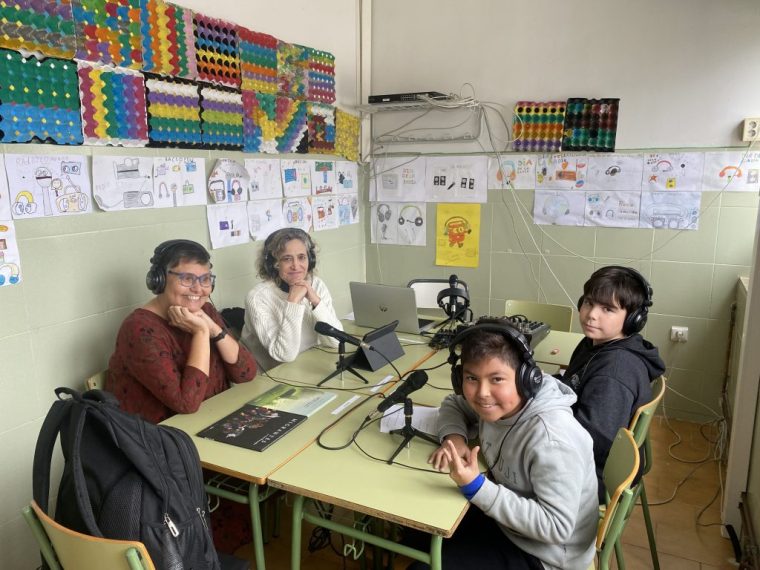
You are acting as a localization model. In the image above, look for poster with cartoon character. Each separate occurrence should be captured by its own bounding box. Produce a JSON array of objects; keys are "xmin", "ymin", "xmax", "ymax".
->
[
  {"xmin": 584, "ymin": 192, "xmax": 641, "ymax": 228},
  {"xmin": 488, "ymin": 155, "xmax": 536, "ymax": 190},
  {"xmin": 311, "ymin": 195, "xmax": 339, "ymax": 231},
  {"xmin": 335, "ymin": 161, "xmax": 358, "ymax": 194},
  {"xmin": 397, "ymin": 202, "xmax": 426, "ymax": 246},
  {"xmin": 310, "ymin": 160, "xmax": 336, "ymax": 195},
  {"xmin": 206, "ymin": 202, "xmax": 249, "ymax": 249},
  {"xmin": 370, "ymin": 202, "xmax": 398, "ymax": 244},
  {"xmin": 282, "ymin": 196, "xmax": 312, "ymax": 232},
  {"xmin": 435, "ymin": 203, "xmax": 480, "ymax": 268},
  {"xmin": 247, "ymin": 198, "xmax": 284, "ymax": 241},
  {"xmin": 639, "ymin": 192, "xmax": 701, "ymax": 230},
  {"xmin": 6, "ymin": 153, "xmax": 92, "ymax": 218},
  {"xmin": 425, "ymin": 155, "xmax": 488, "ymax": 203},
  {"xmin": 372, "ymin": 156, "xmax": 426, "ymax": 202},
  {"xmin": 642, "ymin": 152, "xmax": 704, "ymax": 192},
  {"xmin": 0, "ymin": 221, "xmax": 22, "ymax": 287},
  {"xmin": 337, "ymin": 194, "xmax": 359, "ymax": 226},
  {"xmin": 535, "ymin": 154, "xmax": 588, "ymax": 190},
  {"xmin": 207, "ymin": 159, "xmax": 249, "ymax": 204},
  {"xmin": 153, "ymin": 156, "xmax": 206, "ymax": 208},
  {"xmin": 92, "ymin": 155, "xmax": 152, "ymax": 211},
  {"xmin": 702, "ymin": 151, "xmax": 760, "ymax": 192},
  {"xmin": 533, "ymin": 190, "xmax": 586, "ymax": 226},
  {"xmin": 585, "ymin": 154, "xmax": 644, "ymax": 191},
  {"xmin": 0, "ymin": 156, "xmax": 10, "ymax": 220},
  {"xmin": 280, "ymin": 159, "xmax": 312, "ymax": 197},
  {"xmin": 245, "ymin": 159, "xmax": 283, "ymax": 200}
]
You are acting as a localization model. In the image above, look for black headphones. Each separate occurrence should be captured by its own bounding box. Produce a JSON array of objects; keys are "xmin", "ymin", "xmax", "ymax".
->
[
  {"xmin": 146, "ymin": 239, "xmax": 212, "ymax": 294},
  {"xmin": 447, "ymin": 319, "xmax": 543, "ymax": 401},
  {"xmin": 263, "ymin": 228, "xmax": 317, "ymax": 280},
  {"xmin": 398, "ymin": 204, "xmax": 423, "ymax": 227},
  {"xmin": 377, "ymin": 203, "xmax": 392, "ymax": 223},
  {"xmin": 576, "ymin": 266, "xmax": 653, "ymax": 336}
]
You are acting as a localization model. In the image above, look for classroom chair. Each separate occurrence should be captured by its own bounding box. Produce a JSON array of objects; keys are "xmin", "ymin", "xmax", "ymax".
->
[
  {"xmin": 22, "ymin": 500, "xmax": 155, "ymax": 570},
  {"xmin": 589, "ymin": 428, "xmax": 640, "ymax": 570},
  {"xmin": 84, "ymin": 369, "xmax": 108, "ymax": 391},
  {"xmin": 504, "ymin": 299, "xmax": 574, "ymax": 332},
  {"xmin": 407, "ymin": 277, "xmax": 469, "ymax": 310}
]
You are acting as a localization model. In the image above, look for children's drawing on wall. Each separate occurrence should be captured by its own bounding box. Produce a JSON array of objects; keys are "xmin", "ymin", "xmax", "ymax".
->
[
  {"xmin": 208, "ymin": 159, "xmax": 249, "ymax": 204},
  {"xmin": 586, "ymin": 154, "xmax": 644, "ymax": 191},
  {"xmin": 282, "ymin": 196, "xmax": 313, "ymax": 232},
  {"xmin": 153, "ymin": 157, "xmax": 206, "ymax": 208},
  {"xmin": 244, "ymin": 159, "xmax": 283, "ymax": 200},
  {"xmin": 6, "ymin": 154, "xmax": 92, "ymax": 217},
  {"xmin": 91, "ymin": 155, "xmax": 151, "ymax": 211},
  {"xmin": 702, "ymin": 151, "xmax": 760, "ymax": 192},
  {"xmin": 642, "ymin": 152, "xmax": 704, "ymax": 192},
  {"xmin": 435, "ymin": 203, "xmax": 480, "ymax": 268},
  {"xmin": 533, "ymin": 190, "xmax": 586, "ymax": 226},
  {"xmin": 0, "ymin": 155, "xmax": 10, "ymax": 220},
  {"xmin": 311, "ymin": 195, "xmax": 338, "ymax": 231},
  {"xmin": 397, "ymin": 202, "xmax": 426, "ymax": 246},
  {"xmin": 335, "ymin": 161, "xmax": 358, "ymax": 194},
  {"xmin": 487, "ymin": 155, "xmax": 536, "ymax": 190},
  {"xmin": 535, "ymin": 154, "xmax": 588, "ymax": 190},
  {"xmin": 338, "ymin": 194, "xmax": 359, "ymax": 226},
  {"xmin": 310, "ymin": 160, "xmax": 335, "ymax": 195},
  {"xmin": 370, "ymin": 202, "xmax": 398, "ymax": 244},
  {"xmin": 280, "ymin": 159, "xmax": 312, "ymax": 197},
  {"xmin": 206, "ymin": 202, "xmax": 249, "ymax": 249},
  {"xmin": 639, "ymin": 192, "xmax": 700, "ymax": 230},
  {"xmin": 584, "ymin": 192, "xmax": 641, "ymax": 228},
  {"xmin": 0, "ymin": 221, "xmax": 21, "ymax": 287},
  {"xmin": 372, "ymin": 156, "xmax": 426, "ymax": 202},
  {"xmin": 425, "ymin": 155, "xmax": 488, "ymax": 203},
  {"xmin": 247, "ymin": 198, "xmax": 284, "ymax": 241}
]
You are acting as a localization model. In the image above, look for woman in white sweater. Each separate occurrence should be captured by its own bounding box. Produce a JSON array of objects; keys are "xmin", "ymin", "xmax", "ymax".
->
[{"xmin": 241, "ymin": 228, "xmax": 343, "ymax": 370}]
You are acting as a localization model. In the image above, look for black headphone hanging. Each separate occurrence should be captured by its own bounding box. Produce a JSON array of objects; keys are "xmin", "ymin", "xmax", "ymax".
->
[
  {"xmin": 447, "ymin": 320, "xmax": 543, "ymax": 401},
  {"xmin": 146, "ymin": 239, "xmax": 211, "ymax": 295},
  {"xmin": 263, "ymin": 228, "xmax": 317, "ymax": 280}
]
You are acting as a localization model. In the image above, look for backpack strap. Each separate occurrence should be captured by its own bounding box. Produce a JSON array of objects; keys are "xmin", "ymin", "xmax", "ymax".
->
[
  {"xmin": 32, "ymin": 397, "xmax": 72, "ymax": 513},
  {"xmin": 68, "ymin": 402, "xmax": 105, "ymax": 537}
]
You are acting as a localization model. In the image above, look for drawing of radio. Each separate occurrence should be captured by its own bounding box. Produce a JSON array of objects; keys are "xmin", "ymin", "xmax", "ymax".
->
[
  {"xmin": 123, "ymin": 190, "xmax": 154, "ymax": 208},
  {"xmin": 114, "ymin": 158, "xmax": 141, "ymax": 179},
  {"xmin": 55, "ymin": 188, "xmax": 88, "ymax": 213}
]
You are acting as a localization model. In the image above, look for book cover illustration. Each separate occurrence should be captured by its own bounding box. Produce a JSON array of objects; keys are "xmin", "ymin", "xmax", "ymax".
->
[
  {"xmin": 197, "ymin": 404, "xmax": 306, "ymax": 452},
  {"xmin": 248, "ymin": 384, "xmax": 336, "ymax": 417}
]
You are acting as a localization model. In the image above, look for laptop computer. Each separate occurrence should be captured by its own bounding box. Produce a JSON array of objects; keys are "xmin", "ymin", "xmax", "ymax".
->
[{"xmin": 350, "ymin": 282, "xmax": 437, "ymax": 334}]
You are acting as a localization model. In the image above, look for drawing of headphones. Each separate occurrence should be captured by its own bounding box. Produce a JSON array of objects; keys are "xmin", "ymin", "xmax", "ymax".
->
[
  {"xmin": 377, "ymin": 203, "xmax": 392, "ymax": 223},
  {"xmin": 0, "ymin": 262, "xmax": 20, "ymax": 285},
  {"xmin": 497, "ymin": 160, "xmax": 517, "ymax": 183},
  {"xmin": 719, "ymin": 166, "xmax": 742, "ymax": 178},
  {"xmin": 653, "ymin": 160, "xmax": 673, "ymax": 173},
  {"xmin": 542, "ymin": 195, "xmax": 570, "ymax": 217},
  {"xmin": 605, "ymin": 165, "xmax": 621, "ymax": 176},
  {"xmin": 398, "ymin": 204, "xmax": 423, "ymax": 226},
  {"xmin": 12, "ymin": 191, "xmax": 37, "ymax": 216}
]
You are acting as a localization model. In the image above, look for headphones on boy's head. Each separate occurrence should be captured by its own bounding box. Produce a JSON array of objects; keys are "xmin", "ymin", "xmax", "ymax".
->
[
  {"xmin": 576, "ymin": 266, "xmax": 653, "ymax": 336},
  {"xmin": 447, "ymin": 319, "xmax": 543, "ymax": 400},
  {"xmin": 146, "ymin": 239, "xmax": 212, "ymax": 294},
  {"xmin": 263, "ymin": 228, "xmax": 317, "ymax": 279}
]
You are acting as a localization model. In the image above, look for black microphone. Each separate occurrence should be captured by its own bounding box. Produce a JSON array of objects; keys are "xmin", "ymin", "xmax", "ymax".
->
[
  {"xmin": 377, "ymin": 370, "xmax": 429, "ymax": 414},
  {"xmin": 315, "ymin": 321, "xmax": 372, "ymax": 350}
]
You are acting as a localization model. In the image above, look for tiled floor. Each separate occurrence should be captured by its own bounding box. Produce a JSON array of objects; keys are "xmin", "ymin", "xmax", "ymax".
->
[{"xmin": 236, "ymin": 417, "xmax": 739, "ymax": 569}]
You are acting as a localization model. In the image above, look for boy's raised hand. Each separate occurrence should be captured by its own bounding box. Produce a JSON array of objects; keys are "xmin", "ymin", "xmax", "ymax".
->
[
  {"xmin": 444, "ymin": 440, "xmax": 481, "ymax": 487},
  {"xmin": 428, "ymin": 434, "xmax": 470, "ymax": 472}
]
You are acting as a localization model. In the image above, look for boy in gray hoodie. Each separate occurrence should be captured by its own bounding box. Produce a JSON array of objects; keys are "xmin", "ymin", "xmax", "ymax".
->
[{"xmin": 422, "ymin": 318, "xmax": 598, "ymax": 570}]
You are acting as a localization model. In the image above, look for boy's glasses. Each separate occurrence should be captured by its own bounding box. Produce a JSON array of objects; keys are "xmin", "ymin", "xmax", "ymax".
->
[{"xmin": 167, "ymin": 270, "xmax": 216, "ymax": 289}]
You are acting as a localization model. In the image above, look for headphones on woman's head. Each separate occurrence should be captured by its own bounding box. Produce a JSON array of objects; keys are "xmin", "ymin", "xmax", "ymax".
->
[
  {"xmin": 146, "ymin": 239, "xmax": 212, "ymax": 294},
  {"xmin": 576, "ymin": 266, "xmax": 653, "ymax": 336},
  {"xmin": 447, "ymin": 319, "xmax": 543, "ymax": 401},
  {"xmin": 263, "ymin": 228, "xmax": 317, "ymax": 280}
]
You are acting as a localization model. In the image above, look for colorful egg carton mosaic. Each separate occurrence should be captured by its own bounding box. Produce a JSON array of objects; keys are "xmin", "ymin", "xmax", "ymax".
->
[
  {"xmin": 307, "ymin": 102, "xmax": 335, "ymax": 154},
  {"xmin": 193, "ymin": 14, "xmax": 240, "ymax": 88},
  {"xmin": 144, "ymin": 74, "xmax": 202, "ymax": 147},
  {"xmin": 512, "ymin": 101, "xmax": 566, "ymax": 153},
  {"xmin": 237, "ymin": 27, "xmax": 277, "ymax": 94},
  {"xmin": 277, "ymin": 41, "xmax": 308, "ymax": 100},
  {"xmin": 140, "ymin": 0, "xmax": 196, "ymax": 79},
  {"xmin": 242, "ymin": 91, "xmax": 307, "ymax": 154},
  {"xmin": 562, "ymin": 98, "xmax": 619, "ymax": 152},
  {"xmin": 0, "ymin": 0, "xmax": 76, "ymax": 58},
  {"xmin": 306, "ymin": 48, "xmax": 335, "ymax": 104},
  {"xmin": 0, "ymin": 49, "xmax": 82, "ymax": 144},
  {"xmin": 77, "ymin": 61, "xmax": 147, "ymax": 146},
  {"xmin": 72, "ymin": 0, "xmax": 143, "ymax": 69},
  {"xmin": 200, "ymin": 84, "xmax": 243, "ymax": 149},
  {"xmin": 335, "ymin": 108, "xmax": 360, "ymax": 162}
]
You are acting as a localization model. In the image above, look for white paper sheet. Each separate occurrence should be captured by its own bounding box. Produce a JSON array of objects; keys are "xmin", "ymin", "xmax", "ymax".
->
[
  {"xmin": 533, "ymin": 190, "xmax": 586, "ymax": 226},
  {"xmin": 247, "ymin": 198, "xmax": 285, "ymax": 241},
  {"xmin": 282, "ymin": 196, "xmax": 313, "ymax": 232},
  {"xmin": 337, "ymin": 193, "xmax": 359, "ymax": 226},
  {"xmin": 425, "ymin": 155, "xmax": 488, "ymax": 203},
  {"xmin": 311, "ymin": 194, "xmax": 339, "ymax": 231},
  {"xmin": 379, "ymin": 404, "xmax": 439, "ymax": 437},
  {"xmin": 311, "ymin": 160, "xmax": 336, "ymax": 195},
  {"xmin": 335, "ymin": 161, "xmax": 359, "ymax": 194},
  {"xmin": 153, "ymin": 157, "xmax": 206, "ymax": 208},
  {"xmin": 371, "ymin": 202, "xmax": 399, "ymax": 244},
  {"xmin": 206, "ymin": 203, "xmax": 250, "ymax": 248},
  {"xmin": 245, "ymin": 158, "xmax": 283, "ymax": 200},
  {"xmin": 584, "ymin": 191, "xmax": 642, "ymax": 228},
  {"xmin": 642, "ymin": 152, "xmax": 705, "ymax": 192},
  {"xmin": 372, "ymin": 156, "xmax": 426, "ymax": 202},
  {"xmin": 207, "ymin": 159, "xmax": 249, "ymax": 204},
  {"xmin": 397, "ymin": 202, "xmax": 427, "ymax": 246},
  {"xmin": 585, "ymin": 153, "xmax": 644, "ymax": 191},
  {"xmin": 535, "ymin": 154, "xmax": 588, "ymax": 190},
  {"xmin": 280, "ymin": 159, "xmax": 312, "ymax": 197},
  {"xmin": 639, "ymin": 192, "xmax": 701, "ymax": 230},
  {"xmin": 702, "ymin": 151, "xmax": 760, "ymax": 192},
  {"xmin": 488, "ymin": 154, "xmax": 537, "ymax": 190},
  {"xmin": 92, "ymin": 155, "xmax": 152, "ymax": 212},
  {"xmin": 0, "ymin": 220, "xmax": 22, "ymax": 287}
]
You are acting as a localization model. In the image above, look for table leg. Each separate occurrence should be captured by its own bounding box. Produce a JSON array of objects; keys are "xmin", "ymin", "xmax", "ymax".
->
[
  {"xmin": 248, "ymin": 484, "xmax": 265, "ymax": 570},
  {"xmin": 291, "ymin": 494, "xmax": 306, "ymax": 570},
  {"xmin": 429, "ymin": 535, "xmax": 442, "ymax": 570}
]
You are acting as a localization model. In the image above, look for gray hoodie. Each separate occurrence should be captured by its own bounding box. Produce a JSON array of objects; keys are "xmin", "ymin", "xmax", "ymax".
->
[{"xmin": 437, "ymin": 374, "xmax": 597, "ymax": 570}]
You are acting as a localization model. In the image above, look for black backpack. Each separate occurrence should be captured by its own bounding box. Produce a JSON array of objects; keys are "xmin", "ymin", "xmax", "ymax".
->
[{"xmin": 33, "ymin": 387, "xmax": 221, "ymax": 570}]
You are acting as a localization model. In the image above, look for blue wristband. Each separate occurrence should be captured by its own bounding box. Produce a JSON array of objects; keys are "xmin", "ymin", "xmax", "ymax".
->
[{"xmin": 459, "ymin": 473, "xmax": 486, "ymax": 500}]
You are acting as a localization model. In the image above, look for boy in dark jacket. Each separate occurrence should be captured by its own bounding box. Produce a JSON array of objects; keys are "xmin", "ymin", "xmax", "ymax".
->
[{"xmin": 560, "ymin": 266, "xmax": 665, "ymax": 503}]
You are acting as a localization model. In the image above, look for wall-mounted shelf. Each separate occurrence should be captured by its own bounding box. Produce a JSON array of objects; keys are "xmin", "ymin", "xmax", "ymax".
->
[{"xmin": 355, "ymin": 96, "xmax": 461, "ymax": 114}]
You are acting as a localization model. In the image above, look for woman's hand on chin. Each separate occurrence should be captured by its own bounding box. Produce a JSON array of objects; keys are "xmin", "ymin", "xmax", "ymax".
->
[{"xmin": 167, "ymin": 305, "xmax": 210, "ymax": 335}]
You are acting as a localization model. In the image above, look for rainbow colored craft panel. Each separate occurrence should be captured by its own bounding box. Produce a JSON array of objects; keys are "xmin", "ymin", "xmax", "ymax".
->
[
  {"xmin": 77, "ymin": 61, "xmax": 147, "ymax": 146},
  {"xmin": 200, "ymin": 85, "xmax": 243, "ymax": 149},
  {"xmin": 277, "ymin": 41, "xmax": 308, "ymax": 100},
  {"xmin": 193, "ymin": 14, "xmax": 239, "ymax": 88},
  {"xmin": 308, "ymin": 102, "xmax": 335, "ymax": 154},
  {"xmin": 335, "ymin": 109, "xmax": 360, "ymax": 162},
  {"xmin": 513, "ymin": 101, "xmax": 565, "ymax": 152},
  {"xmin": 72, "ymin": 0, "xmax": 142, "ymax": 68},
  {"xmin": 242, "ymin": 91, "xmax": 307, "ymax": 154},
  {"xmin": 0, "ymin": 0, "xmax": 76, "ymax": 58},
  {"xmin": 306, "ymin": 48, "xmax": 335, "ymax": 104},
  {"xmin": 237, "ymin": 27, "xmax": 277, "ymax": 94},
  {"xmin": 144, "ymin": 74, "xmax": 202, "ymax": 147},
  {"xmin": 0, "ymin": 49, "xmax": 82, "ymax": 144},
  {"xmin": 140, "ymin": 0, "xmax": 196, "ymax": 78},
  {"xmin": 563, "ymin": 98, "xmax": 619, "ymax": 152}
]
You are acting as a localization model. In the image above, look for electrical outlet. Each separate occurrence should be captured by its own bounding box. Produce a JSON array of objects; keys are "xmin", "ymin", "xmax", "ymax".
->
[
  {"xmin": 670, "ymin": 326, "xmax": 689, "ymax": 343},
  {"xmin": 742, "ymin": 117, "xmax": 760, "ymax": 142}
]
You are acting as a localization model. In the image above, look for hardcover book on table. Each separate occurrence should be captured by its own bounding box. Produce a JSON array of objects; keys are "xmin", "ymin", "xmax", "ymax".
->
[{"xmin": 197, "ymin": 404, "xmax": 306, "ymax": 452}]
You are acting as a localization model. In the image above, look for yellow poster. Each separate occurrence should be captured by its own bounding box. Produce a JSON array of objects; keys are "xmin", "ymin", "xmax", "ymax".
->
[{"xmin": 435, "ymin": 203, "xmax": 480, "ymax": 268}]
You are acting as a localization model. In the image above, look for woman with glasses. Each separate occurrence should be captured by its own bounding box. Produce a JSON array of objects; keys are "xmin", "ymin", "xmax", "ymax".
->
[
  {"xmin": 241, "ymin": 228, "xmax": 342, "ymax": 370},
  {"xmin": 107, "ymin": 239, "xmax": 257, "ymax": 424}
]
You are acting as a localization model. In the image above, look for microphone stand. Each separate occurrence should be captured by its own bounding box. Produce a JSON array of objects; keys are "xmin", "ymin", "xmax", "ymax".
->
[
  {"xmin": 386, "ymin": 398, "xmax": 438, "ymax": 464},
  {"xmin": 317, "ymin": 339, "xmax": 369, "ymax": 387}
]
